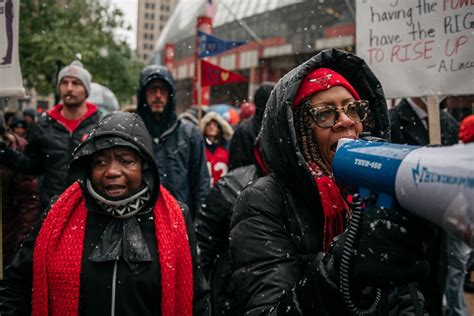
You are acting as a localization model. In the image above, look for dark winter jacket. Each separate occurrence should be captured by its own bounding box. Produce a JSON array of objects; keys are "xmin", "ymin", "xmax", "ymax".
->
[
  {"xmin": 390, "ymin": 99, "xmax": 459, "ymax": 146},
  {"xmin": 390, "ymin": 98, "xmax": 459, "ymax": 316},
  {"xmin": 0, "ymin": 133, "xmax": 40, "ymax": 268},
  {"xmin": 195, "ymin": 164, "xmax": 261, "ymax": 316},
  {"xmin": 0, "ymin": 133, "xmax": 40, "ymax": 267},
  {"xmin": 0, "ymin": 104, "xmax": 102, "ymax": 210},
  {"xmin": 228, "ymin": 49, "xmax": 419, "ymax": 315},
  {"xmin": 136, "ymin": 65, "xmax": 210, "ymax": 219},
  {"xmin": 228, "ymin": 82, "xmax": 275, "ymax": 170},
  {"xmin": 0, "ymin": 112, "xmax": 210, "ymax": 315}
]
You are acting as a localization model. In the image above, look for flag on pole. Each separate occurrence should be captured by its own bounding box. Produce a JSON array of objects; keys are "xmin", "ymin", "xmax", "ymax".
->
[
  {"xmin": 198, "ymin": 31, "xmax": 247, "ymax": 58},
  {"xmin": 204, "ymin": 0, "xmax": 218, "ymax": 18},
  {"xmin": 200, "ymin": 59, "xmax": 247, "ymax": 87}
]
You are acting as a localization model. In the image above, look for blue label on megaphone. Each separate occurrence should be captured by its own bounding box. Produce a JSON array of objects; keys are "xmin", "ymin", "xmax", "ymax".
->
[{"xmin": 333, "ymin": 139, "xmax": 418, "ymax": 196}]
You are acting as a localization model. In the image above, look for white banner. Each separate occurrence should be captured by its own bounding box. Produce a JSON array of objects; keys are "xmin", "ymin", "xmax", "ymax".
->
[
  {"xmin": 0, "ymin": 0, "xmax": 24, "ymax": 97},
  {"xmin": 356, "ymin": 0, "xmax": 473, "ymax": 99}
]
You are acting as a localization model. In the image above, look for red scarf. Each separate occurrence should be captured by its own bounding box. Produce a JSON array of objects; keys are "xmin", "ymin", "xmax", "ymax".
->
[
  {"xmin": 32, "ymin": 182, "xmax": 193, "ymax": 316},
  {"xmin": 316, "ymin": 176, "xmax": 349, "ymax": 252},
  {"xmin": 307, "ymin": 162, "xmax": 349, "ymax": 252}
]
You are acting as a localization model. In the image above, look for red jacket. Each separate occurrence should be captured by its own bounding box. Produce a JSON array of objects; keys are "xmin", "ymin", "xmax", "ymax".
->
[{"xmin": 205, "ymin": 145, "xmax": 229, "ymax": 187}]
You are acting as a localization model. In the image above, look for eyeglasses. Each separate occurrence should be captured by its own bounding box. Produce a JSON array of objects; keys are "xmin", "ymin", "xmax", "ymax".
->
[
  {"xmin": 308, "ymin": 100, "xmax": 369, "ymax": 128},
  {"xmin": 146, "ymin": 83, "xmax": 169, "ymax": 95}
]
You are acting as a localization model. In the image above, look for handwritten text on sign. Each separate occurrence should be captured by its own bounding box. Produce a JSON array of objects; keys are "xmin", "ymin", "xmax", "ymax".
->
[{"xmin": 356, "ymin": 0, "xmax": 473, "ymax": 98}]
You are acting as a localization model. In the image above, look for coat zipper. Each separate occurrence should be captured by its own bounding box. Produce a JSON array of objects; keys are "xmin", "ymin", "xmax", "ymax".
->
[{"xmin": 111, "ymin": 261, "xmax": 118, "ymax": 316}]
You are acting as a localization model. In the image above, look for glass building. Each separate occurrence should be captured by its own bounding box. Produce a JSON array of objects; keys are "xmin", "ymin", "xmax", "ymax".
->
[{"xmin": 151, "ymin": 0, "xmax": 356, "ymax": 112}]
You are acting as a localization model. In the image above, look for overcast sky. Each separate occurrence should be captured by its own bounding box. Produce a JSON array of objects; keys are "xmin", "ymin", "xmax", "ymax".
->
[{"xmin": 110, "ymin": 0, "xmax": 138, "ymax": 50}]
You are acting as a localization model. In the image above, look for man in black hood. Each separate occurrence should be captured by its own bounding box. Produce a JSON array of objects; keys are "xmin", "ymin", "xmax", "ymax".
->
[
  {"xmin": 228, "ymin": 82, "xmax": 275, "ymax": 170},
  {"xmin": 136, "ymin": 65, "xmax": 210, "ymax": 220}
]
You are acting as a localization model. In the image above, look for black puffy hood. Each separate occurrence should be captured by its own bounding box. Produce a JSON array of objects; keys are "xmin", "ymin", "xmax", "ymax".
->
[
  {"xmin": 259, "ymin": 48, "xmax": 390, "ymax": 199},
  {"xmin": 69, "ymin": 112, "xmax": 160, "ymax": 202},
  {"xmin": 136, "ymin": 65, "xmax": 177, "ymax": 138}
]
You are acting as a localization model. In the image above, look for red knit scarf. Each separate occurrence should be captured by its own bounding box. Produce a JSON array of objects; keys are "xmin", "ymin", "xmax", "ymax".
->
[
  {"xmin": 317, "ymin": 176, "xmax": 349, "ymax": 252},
  {"xmin": 307, "ymin": 162, "xmax": 349, "ymax": 252},
  {"xmin": 32, "ymin": 182, "xmax": 193, "ymax": 316}
]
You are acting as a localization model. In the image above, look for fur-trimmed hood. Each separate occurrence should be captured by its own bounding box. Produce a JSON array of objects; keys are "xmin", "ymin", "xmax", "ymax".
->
[{"xmin": 199, "ymin": 111, "xmax": 234, "ymax": 141}]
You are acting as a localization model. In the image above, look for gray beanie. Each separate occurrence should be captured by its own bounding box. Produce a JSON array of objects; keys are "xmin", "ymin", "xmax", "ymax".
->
[{"xmin": 57, "ymin": 61, "xmax": 92, "ymax": 96}]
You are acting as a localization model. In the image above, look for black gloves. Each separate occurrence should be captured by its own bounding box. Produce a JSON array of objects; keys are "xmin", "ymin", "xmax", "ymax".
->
[{"xmin": 328, "ymin": 202, "xmax": 434, "ymax": 288}]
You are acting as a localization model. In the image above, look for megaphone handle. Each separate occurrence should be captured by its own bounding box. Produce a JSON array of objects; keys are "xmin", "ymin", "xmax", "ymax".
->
[{"xmin": 339, "ymin": 193, "xmax": 382, "ymax": 315}]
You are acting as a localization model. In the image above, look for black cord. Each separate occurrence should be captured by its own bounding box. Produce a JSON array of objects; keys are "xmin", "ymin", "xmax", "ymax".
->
[
  {"xmin": 339, "ymin": 193, "xmax": 382, "ymax": 315},
  {"xmin": 408, "ymin": 282, "xmax": 424, "ymax": 316}
]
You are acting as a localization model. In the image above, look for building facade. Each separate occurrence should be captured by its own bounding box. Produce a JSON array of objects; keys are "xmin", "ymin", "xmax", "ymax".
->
[
  {"xmin": 150, "ymin": 0, "xmax": 356, "ymax": 112},
  {"xmin": 136, "ymin": 0, "xmax": 178, "ymax": 63}
]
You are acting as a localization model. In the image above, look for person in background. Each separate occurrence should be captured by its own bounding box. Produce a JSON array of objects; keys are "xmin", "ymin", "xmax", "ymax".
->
[
  {"xmin": 0, "ymin": 112, "xmax": 209, "ymax": 315},
  {"xmin": 200, "ymin": 111, "xmax": 233, "ymax": 186},
  {"xmin": 0, "ymin": 118, "xmax": 40, "ymax": 269},
  {"xmin": 3, "ymin": 111, "xmax": 16, "ymax": 128},
  {"xmin": 229, "ymin": 48, "xmax": 433, "ymax": 314},
  {"xmin": 0, "ymin": 60, "xmax": 102, "ymax": 211},
  {"xmin": 178, "ymin": 105, "xmax": 208, "ymax": 127},
  {"xmin": 390, "ymin": 97, "xmax": 458, "ymax": 146},
  {"xmin": 238, "ymin": 101, "xmax": 256, "ymax": 123},
  {"xmin": 228, "ymin": 82, "xmax": 275, "ymax": 171},
  {"xmin": 195, "ymin": 144, "xmax": 265, "ymax": 315},
  {"xmin": 22, "ymin": 108, "xmax": 40, "ymax": 141},
  {"xmin": 443, "ymin": 95, "xmax": 474, "ymax": 122},
  {"xmin": 444, "ymin": 114, "xmax": 474, "ymax": 316},
  {"xmin": 390, "ymin": 96, "xmax": 459, "ymax": 316},
  {"xmin": 136, "ymin": 65, "xmax": 210, "ymax": 220},
  {"xmin": 8, "ymin": 115, "xmax": 27, "ymax": 138}
]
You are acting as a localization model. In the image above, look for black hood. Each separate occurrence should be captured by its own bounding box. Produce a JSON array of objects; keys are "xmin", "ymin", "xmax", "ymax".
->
[
  {"xmin": 69, "ymin": 112, "xmax": 160, "ymax": 202},
  {"xmin": 259, "ymin": 48, "xmax": 390, "ymax": 199},
  {"xmin": 136, "ymin": 65, "xmax": 177, "ymax": 138},
  {"xmin": 253, "ymin": 81, "xmax": 276, "ymax": 124}
]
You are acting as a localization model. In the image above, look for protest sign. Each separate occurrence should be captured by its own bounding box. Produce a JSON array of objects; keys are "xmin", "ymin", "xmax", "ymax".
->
[
  {"xmin": 0, "ymin": 0, "xmax": 24, "ymax": 97},
  {"xmin": 356, "ymin": 0, "xmax": 473, "ymax": 99}
]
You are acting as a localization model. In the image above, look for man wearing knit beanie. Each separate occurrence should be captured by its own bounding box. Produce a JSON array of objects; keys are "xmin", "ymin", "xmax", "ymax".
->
[
  {"xmin": 0, "ymin": 60, "xmax": 101, "ymax": 211},
  {"xmin": 57, "ymin": 60, "xmax": 92, "ymax": 97}
]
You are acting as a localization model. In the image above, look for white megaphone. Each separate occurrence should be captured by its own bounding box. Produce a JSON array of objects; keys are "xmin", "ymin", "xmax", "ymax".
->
[{"xmin": 333, "ymin": 139, "xmax": 474, "ymax": 246}]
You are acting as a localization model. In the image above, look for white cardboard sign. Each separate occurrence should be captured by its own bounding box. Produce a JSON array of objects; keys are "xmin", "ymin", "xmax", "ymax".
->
[
  {"xmin": 0, "ymin": 0, "xmax": 24, "ymax": 97},
  {"xmin": 356, "ymin": 0, "xmax": 473, "ymax": 99}
]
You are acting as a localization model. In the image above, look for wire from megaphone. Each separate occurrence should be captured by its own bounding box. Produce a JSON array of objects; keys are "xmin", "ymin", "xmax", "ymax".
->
[{"xmin": 339, "ymin": 193, "xmax": 382, "ymax": 315}]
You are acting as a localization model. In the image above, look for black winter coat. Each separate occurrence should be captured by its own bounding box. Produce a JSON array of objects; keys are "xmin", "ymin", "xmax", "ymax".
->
[
  {"xmin": 390, "ymin": 99, "xmax": 459, "ymax": 146},
  {"xmin": 228, "ymin": 82, "xmax": 274, "ymax": 171},
  {"xmin": 136, "ymin": 65, "xmax": 210, "ymax": 219},
  {"xmin": 228, "ymin": 119, "xmax": 259, "ymax": 170},
  {"xmin": 0, "ymin": 105, "xmax": 101, "ymax": 210},
  {"xmin": 195, "ymin": 165, "xmax": 260, "ymax": 315},
  {"xmin": 229, "ymin": 49, "xmax": 420, "ymax": 315},
  {"xmin": 0, "ymin": 112, "xmax": 210, "ymax": 315},
  {"xmin": 390, "ymin": 98, "xmax": 459, "ymax": 316}
]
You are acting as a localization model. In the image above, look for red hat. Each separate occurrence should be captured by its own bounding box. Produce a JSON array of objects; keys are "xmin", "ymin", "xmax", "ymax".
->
[
  {"xmin": 292, "ymin": 68, "xmax": 360, "ymax": 107},
  {"xmin": 459, "ymin": 115, "xmax": 474, "ymax": 144}
]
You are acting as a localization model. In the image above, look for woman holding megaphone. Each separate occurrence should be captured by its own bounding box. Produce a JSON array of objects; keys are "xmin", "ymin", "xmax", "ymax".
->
[{"xmin": 229, "ymin": 48, "xmax": 434, "ymax": 315}]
